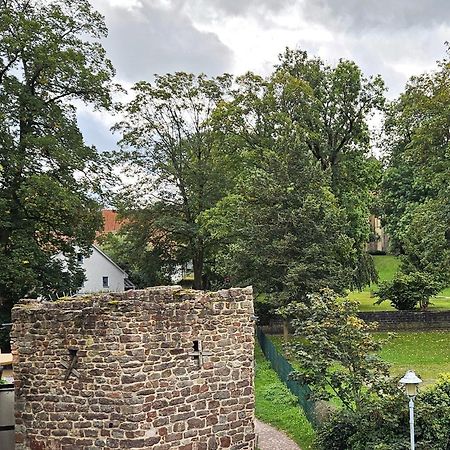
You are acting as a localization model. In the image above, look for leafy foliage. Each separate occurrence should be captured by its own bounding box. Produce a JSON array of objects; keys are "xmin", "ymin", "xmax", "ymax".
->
[
  {"xmin": 203, "ymin": 167, "xmax": 356, "ymax": 303},
  {"xmin": 376, "ymin": 271, "xmax": 441, "ymax": 310},
  {"xmin": 382, "ymin": 46, "xmax": 450, "ymax": 285},
  {"xmin": 316, "ymin": 373, "xmax": 450, "ymax": 450},
  {"xmin": 203, "ymin": 51, "xmax": 383, "ymax": 310},
  {"xmin": 0, "ymin": 0, "xmax": 115, "ymax": 309},
  {"xmin": 284, "ymin": 290, "xmax": 389, "ymax": 410},
  {"xmin": 283, "ymin": 289, "xmax": 392, "ymax": 411},
  {"xmin": 276, "ymin": 49, "xmax": 385, "ymax": 260},
  {"xmin": 114, "ymin": 72, "xmax": 236, "ymax": 289},
  {"xmin": 97, "ymin": 225, "xmax": 175, "ymax": 288},
  {"xmin": 112, "ymin": 50, "xmax": 385, "ymax": 299}
]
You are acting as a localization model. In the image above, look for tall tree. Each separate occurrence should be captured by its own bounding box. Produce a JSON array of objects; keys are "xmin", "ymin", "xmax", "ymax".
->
[
  {"xmin": 206, "ymin": 51, "xmax": 384, "ymax": 304},
  {"xmin": 382, "ymin": 47, "xmax": 450, "ymax": 285},
  {"xmin": 204, "ymin": 71, "xmax": 356, "ymax": 295},
  {"xmin": 276, "ymin": 49, "xmax": 385, "ymax": 270},
  {"xmin": 115, "ymin": 72, "xmax": 235, "ymax": 289},
  {"xmin": 0, "ymin": 0, "xmax": 115, "ymax": 310}
]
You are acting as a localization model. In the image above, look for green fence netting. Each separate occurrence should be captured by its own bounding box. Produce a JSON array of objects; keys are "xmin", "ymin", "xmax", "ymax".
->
[{"xmin": 256, "ymin": 326, "xmax": 317, "ymax": 427}]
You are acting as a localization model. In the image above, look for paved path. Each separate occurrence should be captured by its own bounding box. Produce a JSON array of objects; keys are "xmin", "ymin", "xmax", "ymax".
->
[{"xmin": 255, "ymin": 419, "xmax": 301, "ymax": 450}]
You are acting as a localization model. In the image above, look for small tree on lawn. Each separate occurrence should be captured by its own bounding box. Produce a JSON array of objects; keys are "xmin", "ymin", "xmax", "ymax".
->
[
  {"xmin": 282, "ymin": 289, "xmax": 392, "ymax": 411},
  {"xmin": 376, "ymin": 271, "xmax": 441, "ymax": 311}
]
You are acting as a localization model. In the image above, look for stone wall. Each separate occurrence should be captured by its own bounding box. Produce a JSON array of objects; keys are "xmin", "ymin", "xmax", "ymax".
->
[
  {"xmin": 358, "ymin": 310, "xmax": 450, "ymax": 331},
  {"xmin": 261, "ymin": 310, "xmax": 450, "ymax": 333},
  {"xmin": 11, "ymin": 286, "xmax": 256, "ymax": 450}
]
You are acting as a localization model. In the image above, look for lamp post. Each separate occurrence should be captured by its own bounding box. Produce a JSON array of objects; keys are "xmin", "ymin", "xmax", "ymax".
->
[{"xmin": 399, "ymin": 370, "xmax": 422, "ymax": 450}]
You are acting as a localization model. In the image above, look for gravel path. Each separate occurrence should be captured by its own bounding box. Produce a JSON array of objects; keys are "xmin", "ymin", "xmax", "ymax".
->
[{"xmin": 255, "ymin": 419, "xmax": 302, "ymax": 450}]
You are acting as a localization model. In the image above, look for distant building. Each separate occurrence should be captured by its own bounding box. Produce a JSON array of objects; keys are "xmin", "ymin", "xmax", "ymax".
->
[
  {"xmin": 367, "ymin": 215, "xmax": 389, "ymax": 253},
  {"xmin": 100, "ymin": 209, "xmax": 124, "ymax": 234},
  {"xmin": 78, "ymin": 245, "xmax": 134, "ymax": 294}
]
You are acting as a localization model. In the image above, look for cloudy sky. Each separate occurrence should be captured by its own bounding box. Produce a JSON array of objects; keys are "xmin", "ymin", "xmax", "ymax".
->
[{"xmin": 78, "ymin": 0, "xmax": 450, "ymax": 151}]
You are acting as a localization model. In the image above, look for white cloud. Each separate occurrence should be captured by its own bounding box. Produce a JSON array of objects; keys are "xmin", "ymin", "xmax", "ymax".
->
[
  {"xmin": 188, "ymin": 4, "xmax": 335, "ymax": 75},
  {"xmin": 78, "ymin": 0, "xmax": 450, "ymax": 150}
]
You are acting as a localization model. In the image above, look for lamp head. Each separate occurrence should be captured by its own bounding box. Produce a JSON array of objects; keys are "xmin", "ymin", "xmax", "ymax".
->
[{"xmin": 399, "ymin": 370, "xmax": 422, "ymax": 398}]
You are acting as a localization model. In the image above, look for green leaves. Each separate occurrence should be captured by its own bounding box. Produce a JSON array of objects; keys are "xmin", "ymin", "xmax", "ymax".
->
[
  {"xmin": 376, "ymin": 271, "xmax": 441, "ymax": 310},
  {"xmin": 382, "ymin": 46, "xmax": 450, "ymax": 286},
  {"xmin": 204, "ymin": 50, "xmax": 382, "ymax": 298},
  {"xmin": 284, "ymin": 289, "xmax": 391, "ymax": 411},
  {"xmin": 115, "ymin": 72, "xmax": 236, "ymax": 289},
  {"xmin": 0, "ymin": 0, "xmax": 114, "ymax": 306},
  {"xmin": 317, "ymin": 373, "xmax": 450, "ymax": 449}
]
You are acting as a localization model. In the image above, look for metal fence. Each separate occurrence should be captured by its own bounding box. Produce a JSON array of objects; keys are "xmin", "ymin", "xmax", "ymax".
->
[{"xmin": 256, "ymin": 327, "xmax": 317, "ymax": 427}]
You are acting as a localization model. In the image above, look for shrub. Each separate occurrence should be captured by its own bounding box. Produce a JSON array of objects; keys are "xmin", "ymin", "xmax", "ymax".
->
[
  {"xmin": 316, "ymin": 374, "xmax": 450, "ymax": 450},
  {"xmin": 416, "ymin": 373, "xmax": 450, "ymax": 449},
  {"xmin": 376, "ymin": 271, "xmax": 441, "ymax": 310}
]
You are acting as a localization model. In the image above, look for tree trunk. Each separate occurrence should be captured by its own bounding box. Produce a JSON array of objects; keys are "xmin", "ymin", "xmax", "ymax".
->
[
  {"xmin": 192, "ymin": 247, "xmax": 204, "ymax": 290},
  {"xmin": 283, "ymin": 319, "xmax": 289, "ymax": 343}
]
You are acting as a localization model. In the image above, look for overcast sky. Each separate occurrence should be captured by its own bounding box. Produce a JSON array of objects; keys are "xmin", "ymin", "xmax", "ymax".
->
[{"xmin": 78, "ymin": 0, "xmax": 450, "ymax": 151}]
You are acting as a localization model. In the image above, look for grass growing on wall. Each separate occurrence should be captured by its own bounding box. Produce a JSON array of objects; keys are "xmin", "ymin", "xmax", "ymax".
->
[{"xmin": 255, "ymin": 344, "xmax": 315, "ymax": 450}]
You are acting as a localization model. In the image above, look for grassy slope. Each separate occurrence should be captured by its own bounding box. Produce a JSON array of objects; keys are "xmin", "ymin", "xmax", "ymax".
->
[
  {"xmin": 350, "ymin": 255, "xmax": 450, "ymax": 311},
  {"xmin": 255, "ymin": 344, "xmax": 315, "ymax": 450}
]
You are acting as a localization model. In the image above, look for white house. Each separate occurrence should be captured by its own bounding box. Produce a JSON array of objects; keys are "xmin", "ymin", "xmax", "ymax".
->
[{"xmin": 78, "ymin": 245, "xmax": 134, "ymax": 294}]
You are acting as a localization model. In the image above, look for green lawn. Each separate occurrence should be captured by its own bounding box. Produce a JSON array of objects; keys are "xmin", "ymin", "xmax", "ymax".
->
[
  {"xmin": 349, "ymin": 255, "xmax": 450, "ymax": 311},
  {"xmin": 376, "ymin": 331, "xmax": 450, "ymax": 386},
  {"xmin": 270, "ymin": 331, "xmax": 450, "ymax": 386},
  {"xmin": 255, "ymin": 344, "xmax": 315, "ymax": 450},
  {"xmin": 348, "ymin": 290, "xmax": 450, "ymax": 312},
  {"xmin": 372, "ymin": 254, "xmax": 401, "ymax": 285},
  {"xmin": 439, "ymin": 286, "xmax": 450, "ymax": 297}
]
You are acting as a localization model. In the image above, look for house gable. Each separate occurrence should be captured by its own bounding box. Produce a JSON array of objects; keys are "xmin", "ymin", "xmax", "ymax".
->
[{"xmin": 79, "ymin": 246, "xmax": 129, "ymax": 294}]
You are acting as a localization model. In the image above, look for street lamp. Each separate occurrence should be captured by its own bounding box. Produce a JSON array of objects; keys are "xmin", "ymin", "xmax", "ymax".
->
[{"xmin": 399, "ymin": 370, "xmax": 422, "ymax": 450}]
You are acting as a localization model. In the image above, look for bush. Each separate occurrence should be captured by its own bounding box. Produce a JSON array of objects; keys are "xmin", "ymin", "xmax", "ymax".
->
[
  {"xmin": 283, "ymin": 289, "xmax": 391, "ymax": 410},
  {"xmin": 416, "ymin": 373, "xmax": 450, "ymax": 449},
  {"xmin": 254, "ymin": 294, "xmax": 278, "ymax": 325},
  {"xmin": 376, "ymin": 271, "xmax": 441, "ymax": 310},
  {"xmin": 315, "ymin": 409, "xmax": 358, "ymax": 450},
  {"xmin": 316, "ymin": 374, "xmax": 450, "ymax": 450}
]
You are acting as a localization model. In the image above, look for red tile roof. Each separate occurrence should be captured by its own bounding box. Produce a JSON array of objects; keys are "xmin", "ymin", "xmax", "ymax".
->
[{"xmin": 101, "ymin": 209, "xmax": 125, "ymax": 234}]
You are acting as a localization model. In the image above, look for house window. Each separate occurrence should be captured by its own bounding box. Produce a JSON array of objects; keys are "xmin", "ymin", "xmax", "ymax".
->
[
  {"xmin": 102, "ymin": 276, "xmax": 109, "ymax": 288},
  {"xmin": 77, "ymin": 253, "xmax": 83, "ymax": 264}
]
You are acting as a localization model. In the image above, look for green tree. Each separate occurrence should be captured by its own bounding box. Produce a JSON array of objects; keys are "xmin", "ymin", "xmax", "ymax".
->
[
  {"xmin": 382, "ymin": 47, "xmax": 450, "ymax": 285},
  {"xmin": 0, "ymin": 0, "xmax": 115, "ymax": 311},
  {"xmin": 204, "ymin": 52, "xmax": 384, "ymax": 326},
  {"xmin": 376, "ymin": 271, "xmax": 441, "ymax": 310},
  {"xmin": 115, "ymin": 72, "xmax": 236, "ymax": 290},
  {"xmin": 277, "ymin": 49, "xmax": 385, "ymax": 262},
  {"xmin": 97, "ymin": 216, "xmax": 176, "ymax": 289},
  {"xmin": 283, "ymin": 289, "xmax": 391, "ymax": 411},
  {"xmin": 202, "ymin": 152, "xmax": 355, "ymax": 302}
]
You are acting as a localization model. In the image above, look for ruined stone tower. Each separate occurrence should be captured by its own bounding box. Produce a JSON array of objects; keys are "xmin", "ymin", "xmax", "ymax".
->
[{"xmin": 11, "ymin": 286, "xmax": 256, "ymax": 449}]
